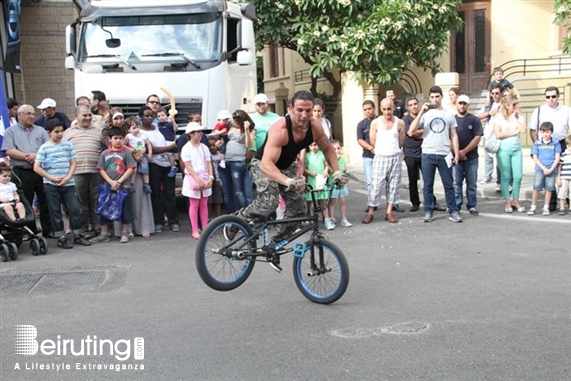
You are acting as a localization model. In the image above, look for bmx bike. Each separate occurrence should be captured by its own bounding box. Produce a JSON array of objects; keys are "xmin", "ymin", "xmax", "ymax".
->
[{"xmin": 195, "ymin": 181, "xmax": 350, "ymax": 304}]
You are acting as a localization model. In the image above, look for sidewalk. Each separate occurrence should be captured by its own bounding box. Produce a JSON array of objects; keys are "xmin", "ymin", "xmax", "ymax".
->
[{"xmin": 347, "ymin": 147, "xmax": 537, "ymax": 202}]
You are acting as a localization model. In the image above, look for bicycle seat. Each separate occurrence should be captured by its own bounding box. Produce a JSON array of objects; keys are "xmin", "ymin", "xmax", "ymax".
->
[{"xmin": 249, "ymin": 210, "xmax": 275, "ymax": 222}]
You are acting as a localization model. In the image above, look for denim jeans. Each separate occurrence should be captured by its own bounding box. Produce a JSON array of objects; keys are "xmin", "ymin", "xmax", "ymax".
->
[
  {"xmin": 226, "ymin": 160, "xmax": 248, "ymax": 210},
  {"xmin": 362, "ymin": 157, "xmax": 374, "ymax": 195},
  {"xmin": 483, "ymin": 149, "xmax": 494, "ymax": 182},
  {"xmin": 453, "ymin": 158, "xmax": 479, "ymax": 210},
  {"xmin": 43, "ymin": 183, "xmax": 83, "ymax": 237},
  {"xmin": 421, "ymin": 153, "xmax": 457, "ymax": 213},
  {"xmin": 149, "ymin": 163, "xmax": 178, "ymax": 226},
  {"xmin": 217, "ymin": 166, "xmax": 235, "ymax": 213}
]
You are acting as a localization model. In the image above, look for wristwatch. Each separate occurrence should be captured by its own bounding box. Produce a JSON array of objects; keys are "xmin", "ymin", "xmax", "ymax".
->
[{"xmin": 208, "ymin": 175, "xmax": 214, "ymax": 180}]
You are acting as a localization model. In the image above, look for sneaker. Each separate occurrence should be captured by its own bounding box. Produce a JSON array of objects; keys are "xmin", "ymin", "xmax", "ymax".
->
[
  {"xmin": 74, "ymin": 236, "xmax": 92, "ymax": 246},
  {"xmin": 495, "ymin": 185, "xmax": 501, "ymax": 192},
  {"xmin": 527, "ymin": 206, "xmax": 536, "ymax": 215},
  {"xmin": 90, "ymin": 233, "xmax": 110, "ymax": 243},
  {"xmin": 154, "ymin": 225, "xmax": 164, "ymax": 233},
  {"xmin": 219, "ymin": 160, "xmax": 226, "ymax": 169},
  {"xmin": 448, "ymin": 211, "xmax": 463, "ymax": 223},
  {"xmin": 129, "ymin": 183, "xmax": 136, "ymax": 193},
  {"xmin": 120, "ymin": 233, "xmax": 129, "ymax": 243},
  {"xmin": 143, "ymin": 183, "xmax": 152, "ymax": 193},
  {"xmin": 330, "ymin": 217, "xmax": 337, "ymax": 224},
  {"xmin": 340, "ymin": 219, "xmax": 352, "ymax": 227},
  {"xmin": 168, "ymin": 167, "xmax": 177, "ymax": 177},
  {"xmin": 542, "ymin": 208, "xmax": 550, "ymax": 216},
  {"xmin": 57, "ymin": 236, "xmax": 73, "ymax": 249},
  {"xmin": 223, "ymin": 224, "xmax": 238, "ymax": 241},
  {"xmin": 170, "ymin": 223, "xmax": 181, "ymax": 232},
  {"xmin": 423, "ymin": 212, "xmax": 433, "ymax": 223},
  {"xmin": 479, "ymin": 179, "xmax": 492, "ymax": 184},
  {"xmin": 558, "ymin": 208, "xmax": 566, "ymax": 215},
  {"xmin": 324, "ymin": 219, "xmax": 335, "ymax": 230},
  {"xmin": 468, "ymin": 208, "xmax": 479, "ymax": 216}
]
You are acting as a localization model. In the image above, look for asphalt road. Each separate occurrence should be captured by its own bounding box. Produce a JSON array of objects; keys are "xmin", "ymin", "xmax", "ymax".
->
[{"xmin": 1, "ymin": 178, "xmax": 570, "ymax": 380}]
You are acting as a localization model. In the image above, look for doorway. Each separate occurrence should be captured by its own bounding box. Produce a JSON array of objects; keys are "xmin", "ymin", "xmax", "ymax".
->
[{"xmin": 450, "ymin": 1, "xmax": 491, "ymax": 95}]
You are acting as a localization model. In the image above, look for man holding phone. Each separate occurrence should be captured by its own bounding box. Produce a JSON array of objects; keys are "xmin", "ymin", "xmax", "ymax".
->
[{"xmin": 409, "ymin": 86, "xmax": 460, "ymax": 223}]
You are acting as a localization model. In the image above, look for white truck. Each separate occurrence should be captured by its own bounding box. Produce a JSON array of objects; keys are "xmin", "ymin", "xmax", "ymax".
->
[{"xmin": 64, "ymin": 0, "xmax": 257, "ymax": 129}]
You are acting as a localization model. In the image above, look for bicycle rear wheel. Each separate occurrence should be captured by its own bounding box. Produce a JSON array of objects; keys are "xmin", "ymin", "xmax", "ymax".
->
[
  {"xmin": 195, "ymin": 215, "xmax": 256, "ymax": 291},
  {"xmin": 292, "ymin": 239, "xmax": 349, "ymax": 304}
]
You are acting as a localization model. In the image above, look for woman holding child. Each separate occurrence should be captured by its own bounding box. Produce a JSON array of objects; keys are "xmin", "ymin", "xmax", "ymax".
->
[{"xmin": 493, "ymin": 89, "xmax": 527, "ymax": 213}]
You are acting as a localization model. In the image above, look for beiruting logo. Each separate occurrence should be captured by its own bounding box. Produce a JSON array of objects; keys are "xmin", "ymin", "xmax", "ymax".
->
[{"xmin": 15, "ymin": 325, "xmax": 144, "ymax": 361}]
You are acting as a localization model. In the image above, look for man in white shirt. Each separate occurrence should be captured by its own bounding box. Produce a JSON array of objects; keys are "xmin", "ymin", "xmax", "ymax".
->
[
  {"xmin": 528, "ymin": 86, "xmax": 571, "ymax": 211},
  {"xmin": 477, "ymin": 83, "xmax": 502, "ymax": 189}
]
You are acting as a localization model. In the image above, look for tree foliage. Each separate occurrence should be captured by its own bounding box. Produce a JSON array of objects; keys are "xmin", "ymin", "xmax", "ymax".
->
[
  {"xmin": 243, "ymin": 0, "xmax": 463, "ymax": 97},
  {"xmin": 554, "ymin": 0, "xmax": 571, "ymax": 54}
]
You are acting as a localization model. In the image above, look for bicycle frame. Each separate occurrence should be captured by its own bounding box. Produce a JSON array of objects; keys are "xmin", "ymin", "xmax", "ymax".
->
[{"xmin": 219, "ymin": 182, "xmax": 339, "ymax": 264}]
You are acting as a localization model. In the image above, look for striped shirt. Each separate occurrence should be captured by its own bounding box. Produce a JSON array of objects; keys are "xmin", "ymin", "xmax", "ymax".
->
[
  {"xmin": 63, "ymin": 125, "xmax": 106, "ymax": 174},
  {"xmin": 560, "ymin": 151, "xmax": 571, "ymax": 180},
  {"xmin": 36, "ymin": 141, "xmax": 77, "ymax": 186}
]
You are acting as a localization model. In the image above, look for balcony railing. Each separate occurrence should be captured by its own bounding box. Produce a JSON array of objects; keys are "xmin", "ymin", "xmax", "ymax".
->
[{"xmin": 488, "ymin": 56, "xmax": 571, "ymax": 87}]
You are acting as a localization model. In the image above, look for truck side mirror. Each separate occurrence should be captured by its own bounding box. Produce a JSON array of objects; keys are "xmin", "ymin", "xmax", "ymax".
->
[
  {"xmin": 65, "ymin": 25, "xmax": 76, "ymax": 55},
  {"xmin": 237, "ymin": 51, "xmax": 253, "ymax": 66}
]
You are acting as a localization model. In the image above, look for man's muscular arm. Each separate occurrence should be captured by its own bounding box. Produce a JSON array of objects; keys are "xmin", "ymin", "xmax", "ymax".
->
[{"xmin": 259, "ymin": 118, "xmax": 292, "ymax": 186}]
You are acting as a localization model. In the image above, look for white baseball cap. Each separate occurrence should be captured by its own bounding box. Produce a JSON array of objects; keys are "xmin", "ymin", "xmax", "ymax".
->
[
  {"xmin": 37, "ymin": 98, "xmax": 56, "ymax": 109},
  {"xmin": 216, "ymin": 110, "xmax": 231, "ymax": 120},
  {"xmin": 112, "ymin": 112, "xmax": 124, "ymax": 120},
  {"xmin": 457, "ymin": 95, "xmax": 470, "ymax": 104},
  {"xmin": 185, "ymin": 122, "xmax": 203, "ymax": 134},
  {"xmin": 254, "ymin": 93, "xmax": 269, "ymax": 104}
]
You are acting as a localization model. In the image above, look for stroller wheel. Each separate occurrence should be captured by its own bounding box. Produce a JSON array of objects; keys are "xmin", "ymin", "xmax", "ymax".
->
[
  {"xmin": 8, "ymin": 243, "xmax": 18, "ymax": 260},
  {"xmin": 0, "ymin": 244, "xmax": 9, "ymax": 262},
  {"xmin": 38, "ymin": 237, "xmax": 48, "ymax": 255},
  {"xmin": 30, "ymin": 239, "xmax": 40, "ymax": 256}
]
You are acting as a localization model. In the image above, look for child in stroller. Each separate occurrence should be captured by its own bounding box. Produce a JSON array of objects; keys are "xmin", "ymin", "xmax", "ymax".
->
[{"xmin": 0, "ymin": 159, "xmax": 48, "ymax": 261}]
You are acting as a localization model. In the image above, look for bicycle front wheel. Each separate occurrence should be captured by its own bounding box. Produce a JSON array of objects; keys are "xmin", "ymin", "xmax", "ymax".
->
[
  {"xmin": 196, "ymin": 215, "xmax": 256, "ymax": 291},
  {"xmin": 292, "ymin": 239, "xmax": 349, "ymax": 304}
]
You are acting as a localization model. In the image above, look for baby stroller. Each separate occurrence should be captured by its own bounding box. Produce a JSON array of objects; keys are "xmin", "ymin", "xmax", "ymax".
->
[{"xmin": 0, "ymin": 168, "xmax": 48, "ymax": 262}]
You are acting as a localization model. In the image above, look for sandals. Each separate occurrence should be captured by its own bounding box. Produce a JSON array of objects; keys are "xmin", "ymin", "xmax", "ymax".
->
[
  {"xmin": 511, "ymin": 203, "xmax": 525, "ymax": 213},
  {"xmin": 505, "ymin": 207, "xmax": 513, "ymax": 213},
  {"xmin": 361, "ymin": 214, "xmax": 374, "ymax": 224}
]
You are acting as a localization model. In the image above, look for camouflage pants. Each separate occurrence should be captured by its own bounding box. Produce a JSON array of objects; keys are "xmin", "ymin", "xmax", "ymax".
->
[{"xmin": 238, "ymin": 159, "xmax": 307, "ymax": 228}]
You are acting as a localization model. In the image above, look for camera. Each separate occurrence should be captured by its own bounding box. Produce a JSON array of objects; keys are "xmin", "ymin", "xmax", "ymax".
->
[{"xmin": 426, "ymin": 104, "xmax": 437, "ymax": 110}]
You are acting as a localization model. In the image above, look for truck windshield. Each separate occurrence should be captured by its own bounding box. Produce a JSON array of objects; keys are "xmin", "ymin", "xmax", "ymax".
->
[{"xmin": 78, "ymin": 13, "xmax": 222, "ymax": 63}]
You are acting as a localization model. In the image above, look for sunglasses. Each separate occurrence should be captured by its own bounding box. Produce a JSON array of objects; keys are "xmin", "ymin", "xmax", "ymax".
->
[
  {"xmin": 147, "ymin": 100, "xmax": 160, "ymax": 105},
  {"xmin": 545, "ymin": 95, "xmax": 557, "ymax": 99},
  {"xmin": 458, "ymin": 102, "xmax": 468, "ymax": 105}
]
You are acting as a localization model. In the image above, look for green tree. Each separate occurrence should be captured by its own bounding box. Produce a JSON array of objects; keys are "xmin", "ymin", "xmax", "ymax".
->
[
  {"xmin": 246, "ymin": 0, "xmax": 462, "ymax": 99},
  {"xmin": 554, "ymin": 0, "xmax": 571, "ymax": 54}
]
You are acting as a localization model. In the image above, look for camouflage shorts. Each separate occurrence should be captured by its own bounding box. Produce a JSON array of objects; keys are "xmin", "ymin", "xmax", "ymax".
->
[{"xmin": 238, "ymin": 158, "xmax": 307, "ymax": 222}]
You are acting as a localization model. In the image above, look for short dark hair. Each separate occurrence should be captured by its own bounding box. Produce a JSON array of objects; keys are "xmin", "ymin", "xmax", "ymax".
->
[
  {"xmin": 362, "ymin": 100, "xmax": 375, "ymax": 108},
  {"xmin": 7, "ymin": 98, "xmax": 19, "ymax": 109},
  {"xmin": 91, "ymin": 90, "xmax": 106, "ymax": 102},
  {"xmin": 0, "ymin": 167, "xmax": 11, "ymax": 176},
  {"xmin": 124, "ymin": 116, "xmax": 140, "ymax": 129},
  {"xmin": 406, "ymin": 97, "xmax": 419, "ymax": 106},
  {"xmin": 492, "ymin": 67, "xmax": 504, "ymax": 74},
  {"xmin": 314, "ymin": 98, "xmax": 325, "ymax": 109},
  {"xmin": 138, "ymin": 105, "xmax": 153, "ymax": 117},
  {"xmin": 491, "ymin": 83, "xmax": 502, "ymax": 91},
  {"xmin": 156, "ymin": 107, "xmax": 168, "ymax": 115},
  {"xmin": 108, "ymin": 126, "xmax": 125, "ymax": 138},
  {"xmin": 76, "ymin": 96, "xmax": 90, "ymax": 106},
  {"xmin": 187, "ymin": 111, "xmax": 201, "ymax": 122},
  {"xmin": 290, "ymin": 90, "xmax": 314, "ymax": 106},
  {"xmin": 428, "ymin": 86, "xmax": 443, "ymax": 96},
  {"xmin": 544, "ymin": 86, "xmax": 559, "ymax": 96},
  {"xmin": 539, "ymin": 121, "xmax": 554, "ymax": 132},
  {"xmin": 45, "ymin": 119, "xmax": 64, "ymax": 132},
  {"xmin": 146, "ymin": 94, "xmax": 160, "ymax": 103}
]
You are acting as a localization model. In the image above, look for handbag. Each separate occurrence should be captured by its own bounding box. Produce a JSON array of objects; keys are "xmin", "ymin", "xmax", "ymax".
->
[
  {"xmin": 185, "ymin": 144, "xmax": 211, "ymax": 191},
  {"xmin": 96, "ymin": 184, "xmax": 128, "ymax": 221},
  {"xmin": 483, "ymin": 120, "xmax": 500, "ymax": 154}
]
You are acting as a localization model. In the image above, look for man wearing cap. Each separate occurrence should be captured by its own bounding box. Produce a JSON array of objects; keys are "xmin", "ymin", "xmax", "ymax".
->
[
  {"xmin": 63, "ymin": 105, "xmax": 107, "ymax": 237},
  {"xmin": 2, "ymin": 104, "xmax": 52, "ymax": 236},
  {"xmin": 35, "ymin": 98, "xmax": 72, "ymax": 130},
  {"xmin": 250, "ymin": 93, "xmax": 280, "ymax": 150},
  {"xmin": 453, "ymin": 95, "xmax": 483, "ymax": 216}
]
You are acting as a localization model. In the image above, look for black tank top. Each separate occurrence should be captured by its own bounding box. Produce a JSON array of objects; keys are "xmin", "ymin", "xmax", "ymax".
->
[{"xmin": 255, "ymin": 114, "xmax": 314, "ymax": 170}]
